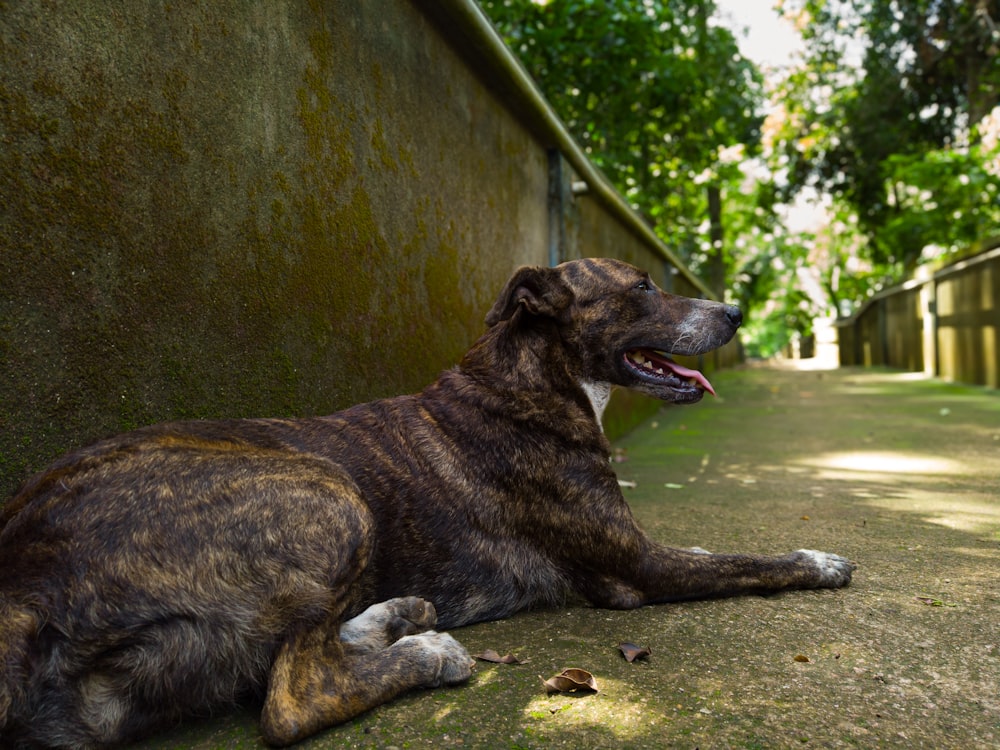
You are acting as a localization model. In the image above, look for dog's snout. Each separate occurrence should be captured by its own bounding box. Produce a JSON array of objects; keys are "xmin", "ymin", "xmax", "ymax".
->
[{"xmin": 724, "ymin": 305, "xmax": 742, "ymax": 328}]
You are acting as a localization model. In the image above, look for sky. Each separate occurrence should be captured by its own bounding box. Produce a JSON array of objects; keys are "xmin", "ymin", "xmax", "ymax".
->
[{"xmin": 713, "ymin": 0, "xmax": 804, "ymax": 70}]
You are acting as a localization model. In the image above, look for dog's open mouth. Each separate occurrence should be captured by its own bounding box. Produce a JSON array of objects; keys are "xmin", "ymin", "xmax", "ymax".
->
[{"xmin": 623, "ymin": 349, "xmax": 716, "ymax": 396}]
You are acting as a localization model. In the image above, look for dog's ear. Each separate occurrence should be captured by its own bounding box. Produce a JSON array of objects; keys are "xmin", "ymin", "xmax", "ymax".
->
[{"xmin": 485, "ymin": 266, "xmax": 573, "ymax": 327}]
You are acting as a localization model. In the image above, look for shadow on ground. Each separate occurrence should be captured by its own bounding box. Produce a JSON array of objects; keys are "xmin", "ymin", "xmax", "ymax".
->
[{"xmin": 148, "ymin": 364, "xmax": 1000, "ymax": 749}]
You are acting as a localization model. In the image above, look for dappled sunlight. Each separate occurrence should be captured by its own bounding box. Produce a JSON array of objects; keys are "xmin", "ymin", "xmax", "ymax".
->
[
  {"xmin": 837, "ymin": 370, "xmax": 935, "ymax": 387},
  {"xmin": 798, "ymin": 450, "xmax": 964, "ymax": 479},
  {"xmin": 770, "ymin": 355, "xmax": 840, "ymax": 371},
  {"xmin": 793, "ymin": 450, "xmax": 1000, "ymax": 535},
  {"xmin": 868, "ymin": 371, "xmax": 935, "ymax": 382},
  {"xmin": 520, "ymin": 677, "xmax": 648, "ymax": 742},
  {"xmin": 861, "ymin": 488, "xmax": 1000, "ymax": 536},
  {"xmin": 432, "ymin": 703, "xmax": 457, "ymax": 722}
]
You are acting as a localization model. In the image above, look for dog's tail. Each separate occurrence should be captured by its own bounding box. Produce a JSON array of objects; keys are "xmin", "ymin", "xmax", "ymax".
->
[{"xmin": 0, "ymin": 596, "xmax": 38, "ymax": 733}]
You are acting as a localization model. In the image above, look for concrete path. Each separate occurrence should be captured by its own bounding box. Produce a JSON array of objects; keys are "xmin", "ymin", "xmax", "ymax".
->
[{"xmin": 150, "ymin": 363, "xmax": 1000, "ymax": 749}]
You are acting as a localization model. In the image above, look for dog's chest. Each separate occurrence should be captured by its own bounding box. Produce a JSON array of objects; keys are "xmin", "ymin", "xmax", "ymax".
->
[{"xmin": 579, "ymin": 380, "xmax": 612, "ymax": 426}]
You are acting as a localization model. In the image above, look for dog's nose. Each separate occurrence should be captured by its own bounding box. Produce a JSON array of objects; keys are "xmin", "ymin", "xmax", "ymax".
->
[{"xmin": 724, "ymin": 305, "xmax": 743, "ymax": 327}]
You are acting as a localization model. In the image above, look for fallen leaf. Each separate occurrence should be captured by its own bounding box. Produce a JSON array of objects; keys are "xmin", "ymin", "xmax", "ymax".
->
[
  {"xmin": 540, "ymin": 668, "xmax": 599, "ymax": 694},
  {"xmin": 618, "ymin": 479, "xmax": 637, "ymax": 489},
  {"xmin": 618, "ymin": 642, "xmax": 651, "ymax": 662},
  {"xmin": 475, "ymin": 649, "xmax": 524, "ymax": 664},
  {"xmin": 663, "ymin": 482, "xmax": 685, "ymax": 490},
  {"xmin": 793, "ymin": 654, "xmax": 811, "ymax": 663},
  {"xmin": 915, "ymin": 595, "xmax": 957, "ymax": 608}
]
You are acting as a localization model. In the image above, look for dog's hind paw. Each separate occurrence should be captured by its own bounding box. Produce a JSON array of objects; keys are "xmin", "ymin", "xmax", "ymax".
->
[
  {"xmin": 793, "ymin": 549, "xmax": 855, "ymax": 588},
  {"xmin": 340, "ymin": 597, "xmax": 439, "ymax": 651},
  {"xmin": 394, "ymin": 631, "xmax": 475, "ymax": 687}
]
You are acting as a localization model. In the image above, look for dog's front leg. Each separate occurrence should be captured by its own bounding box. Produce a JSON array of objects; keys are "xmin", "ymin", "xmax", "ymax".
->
[
  {"xmin": 643, "ymin": 544, "xmax": 854, "ymax": 604},
  {"xmin": 579, "ymin": 543, "xmax": 854, "ymax": 609},
  {"xmin": 260, "ymin": 604, "xmax": 474, "ymax": 747}
]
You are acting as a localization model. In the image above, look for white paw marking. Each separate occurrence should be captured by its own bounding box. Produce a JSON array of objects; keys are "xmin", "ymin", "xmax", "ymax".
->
[
  {"xmin": 579, "ymin": 380, "xmax": 612, "ymax": 427},
  {"xmin": 796, "ymin": 549, "xmax": 854, "ymax": 587},
  {"xmin": 339, "ymin": 601, "xmax": 395, "ymax": 647},
  {"xmin": 339, "ymin": 597, "xmax": 434, "ymax": 649}
]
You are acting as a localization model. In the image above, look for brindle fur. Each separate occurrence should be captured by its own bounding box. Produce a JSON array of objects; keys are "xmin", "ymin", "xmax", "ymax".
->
[{"xmin": 0, "ymin": 258, "xmax": 853, "ymax": 748}]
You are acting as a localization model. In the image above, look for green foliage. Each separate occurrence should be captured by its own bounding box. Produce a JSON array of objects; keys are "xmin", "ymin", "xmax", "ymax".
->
[
  {"xmin": 771, "ymin": 0, "xmax": 1000, "ymax": 276},
  {"xmin": 882, "ymin": 143, "xmax": 1000, "ymax": 260},
  {"xmin": 480, "ymin": 0, "xmax": 850, "ymax": 353},
  {"xmin": 481, "ymin": 0, "xmax": 766, "ymax": 266},
  {"xmin": 481, "ymin": 0, "xmax": 1000, "ymax": 354}
]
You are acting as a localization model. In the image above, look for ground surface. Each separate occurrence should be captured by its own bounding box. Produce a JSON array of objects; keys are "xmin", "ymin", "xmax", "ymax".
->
[{"xmin": 147, "ymin": 363, "xmax": 1000, "ymax": 749}]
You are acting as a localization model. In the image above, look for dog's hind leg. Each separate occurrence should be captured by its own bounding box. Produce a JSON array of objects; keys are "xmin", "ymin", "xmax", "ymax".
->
[{"xmin": 260, "ymin": 611, "xmax": 473, "ymax": 747}]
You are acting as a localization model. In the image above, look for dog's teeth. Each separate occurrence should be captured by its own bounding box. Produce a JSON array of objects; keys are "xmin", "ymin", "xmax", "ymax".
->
[
  {"xmin": 643, "ymin": 361, "xmax": 654, "ymax": 370},
  {"xmin": 633, "ymin": 353, "xmax": 647, "ymax": 365},
  {"xmin": 655, "ymin": 367, "xmax": 665, "ymax": 375}
]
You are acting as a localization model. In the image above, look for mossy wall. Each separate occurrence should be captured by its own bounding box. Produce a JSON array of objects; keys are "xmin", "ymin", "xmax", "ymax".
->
[
  {"xmin": 0, "ymin": 0, "xmax": 551, "ymax": 497},
  {"xmin": 0, "ymin": 0, "xmax": 729, "ymax": 499}
]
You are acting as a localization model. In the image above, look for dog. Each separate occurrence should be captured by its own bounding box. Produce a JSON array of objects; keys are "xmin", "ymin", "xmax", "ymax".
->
[{"xmin": 0, "ymin": 258, "xmax": 853, "ymax": 748}]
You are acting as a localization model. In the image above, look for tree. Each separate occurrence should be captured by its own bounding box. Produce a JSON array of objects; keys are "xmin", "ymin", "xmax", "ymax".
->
[
  {"xmin": 480, "ymin": 0, "xmax": 766, "ymax": 295},
  {"xmin": 771, "ymin": 0, "xmax": 1000, "ymax": 276}
]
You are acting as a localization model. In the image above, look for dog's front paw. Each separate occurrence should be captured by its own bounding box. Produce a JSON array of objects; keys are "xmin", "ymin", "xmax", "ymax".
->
[
  {"xmin": 340, "ymin": 597, "xmax": 438, "ymax": 651},
  {"xmin": 395, "ymin": 631, "xmax": 475, "ymax": 687},
  {"xmin": 792, "ymin": 549, "xmax": 855, "ymax": 588}
]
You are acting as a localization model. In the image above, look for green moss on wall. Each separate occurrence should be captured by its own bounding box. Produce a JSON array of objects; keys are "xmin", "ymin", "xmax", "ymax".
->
[{"xmin": 0, "ymin": 1, "xmax": 711, "ymax": 502}]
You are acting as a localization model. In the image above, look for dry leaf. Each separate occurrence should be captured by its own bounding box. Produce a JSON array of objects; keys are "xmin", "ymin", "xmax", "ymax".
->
[
  {"xmin": 916, "ymin": 595, "xmax": 957, "ymax": 607},
  {"xmin": 618, "ymin": 642, "xmax": 652, "ymax": 663},
  {"xmin": 793, "ymin": 654, "xmax": 811, "ymax": 663},
  {"xmin": 540, "ymin": 668, "xmax": 599, "ymax": 694},
  {"xmin": 475, "ymin": 649, "xmax": 524, "ymax": 664}
]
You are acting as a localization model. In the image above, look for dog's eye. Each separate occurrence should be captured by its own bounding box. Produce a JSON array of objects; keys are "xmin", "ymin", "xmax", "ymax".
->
[{"xmin": 634, "ymin": 280, "xmax": 655, "ymax": 293}]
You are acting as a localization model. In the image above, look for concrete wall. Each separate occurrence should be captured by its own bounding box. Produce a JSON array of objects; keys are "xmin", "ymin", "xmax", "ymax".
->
[
  {"xmin": 0, "ymin": 0, "xmax": 734, "ymax": 498},
  {"xmin": 836, "ymin": 241, "xmax": 1000, "ymax": 389}
]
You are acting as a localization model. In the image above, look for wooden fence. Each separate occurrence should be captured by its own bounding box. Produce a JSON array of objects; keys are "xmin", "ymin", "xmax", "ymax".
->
[{"xmin": 835, "ymin": 240, "xmax": 1000, "ymax": 389}]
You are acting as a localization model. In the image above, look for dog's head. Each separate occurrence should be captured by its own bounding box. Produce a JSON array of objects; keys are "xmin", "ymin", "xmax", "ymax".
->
[{"xmin": 485, "ymin": 258, "xmax": 741, "ymax": 404}]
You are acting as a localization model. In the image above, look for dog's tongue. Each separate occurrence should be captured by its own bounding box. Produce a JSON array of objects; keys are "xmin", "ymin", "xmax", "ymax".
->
[{"xmin": 648, "ymin": 350, "xmax": 716, "ymax": 396}]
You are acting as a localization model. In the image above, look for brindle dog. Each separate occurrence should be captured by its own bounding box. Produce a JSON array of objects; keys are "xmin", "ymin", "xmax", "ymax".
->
[{"xmin": 0, "ymin": 258, "xmax": 853, "ymax": 748}]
